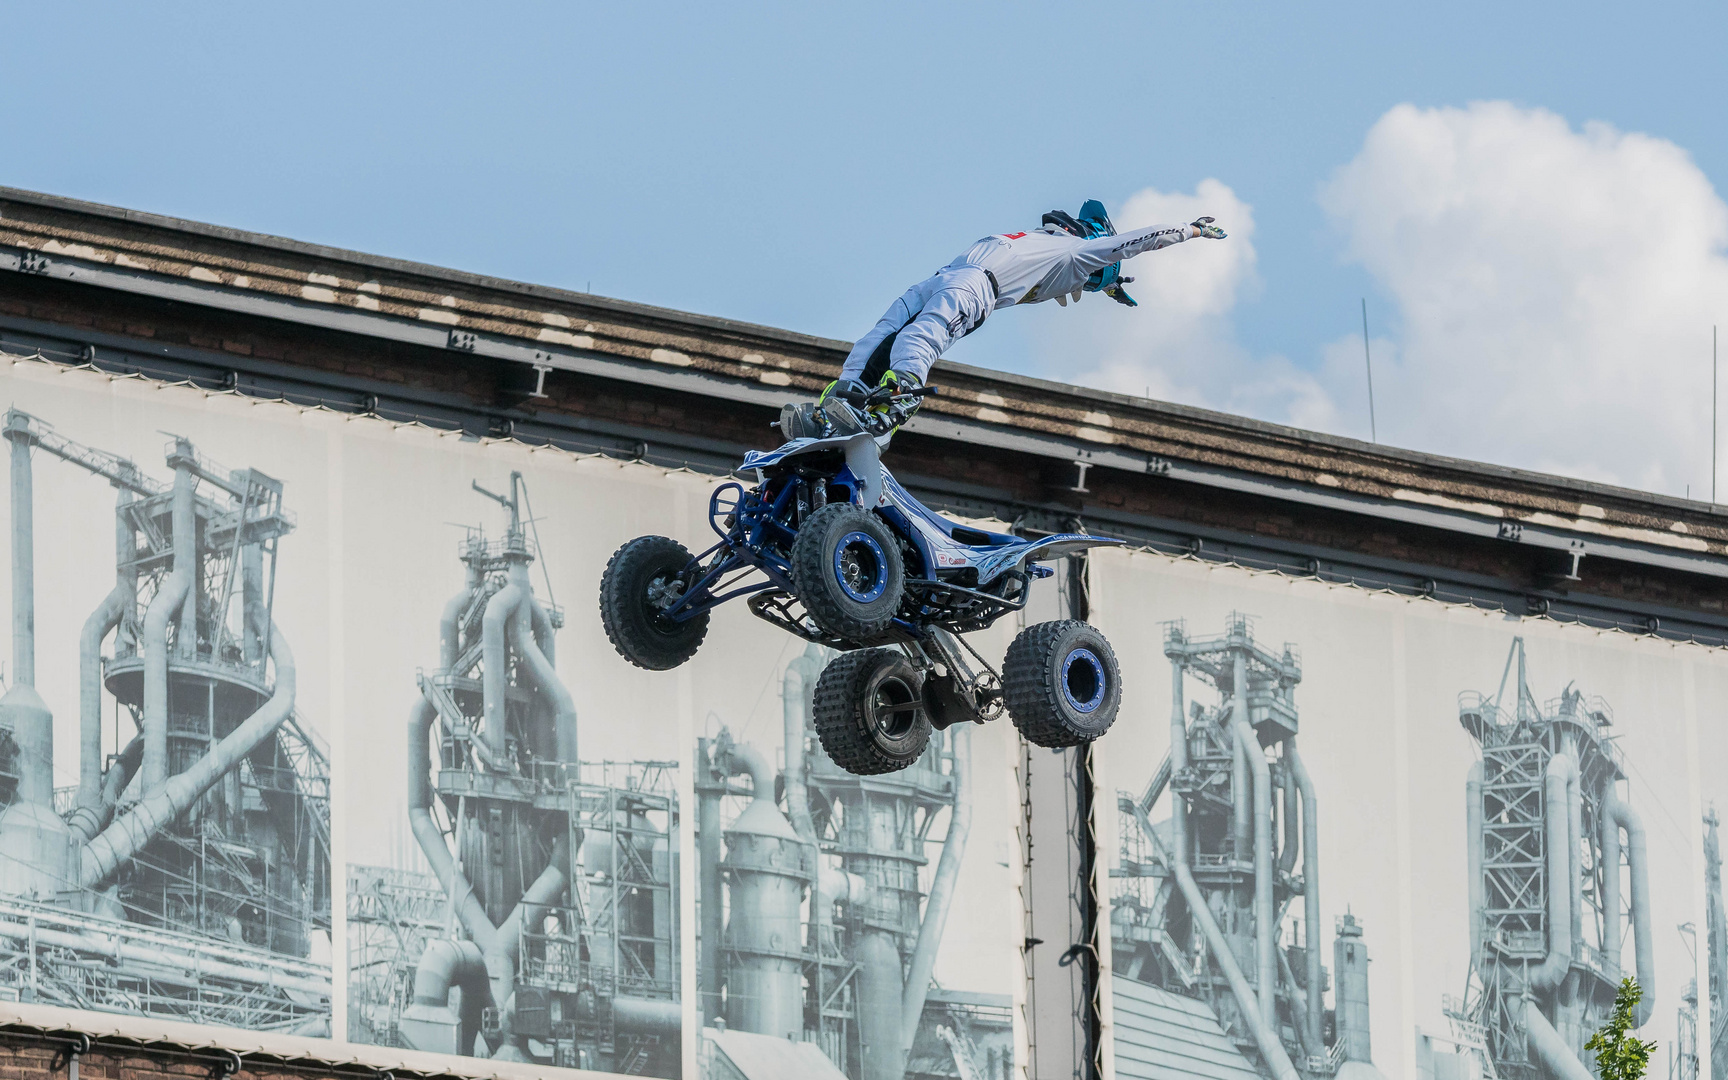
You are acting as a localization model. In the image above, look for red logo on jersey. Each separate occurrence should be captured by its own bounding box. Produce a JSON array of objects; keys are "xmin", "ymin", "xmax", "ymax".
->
[{"xmin": 1001, "ymin": 232, "xmax": 1027, "ymax": 239}]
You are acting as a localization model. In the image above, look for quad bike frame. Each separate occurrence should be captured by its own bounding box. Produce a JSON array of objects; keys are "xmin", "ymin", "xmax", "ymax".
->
[{"xmin": 599, "ymin": 390, "xmax": 1124, "ymax": 774}]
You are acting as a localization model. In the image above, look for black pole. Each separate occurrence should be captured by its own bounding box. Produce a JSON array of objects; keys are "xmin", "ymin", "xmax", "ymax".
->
[{"xmin": 1066, "ymin": 547, "xmax": 1103, "ymax": 1080}]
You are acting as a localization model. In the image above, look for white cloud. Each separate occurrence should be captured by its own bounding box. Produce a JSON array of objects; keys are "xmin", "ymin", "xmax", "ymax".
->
[
  {"xmin": 1030, "ymin": 180, "xmax": 1344, "ymax": 429},
  {"xmin": 1319, "ymin": 101, "xmax": 1728, "ymax": 493},
  {"xmin": 1030, "ymin": 103, "xmax": 1728, "ymax": 499}
]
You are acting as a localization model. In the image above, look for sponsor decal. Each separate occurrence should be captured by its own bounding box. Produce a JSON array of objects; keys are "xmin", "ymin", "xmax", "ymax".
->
[{"xmin": 1111, "ymin": 226, "xmax": 1185, "ymax": 255}]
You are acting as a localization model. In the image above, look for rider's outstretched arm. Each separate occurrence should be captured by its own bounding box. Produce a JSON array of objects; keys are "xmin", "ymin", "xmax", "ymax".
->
[
  {"xmin": 1070, "ymin": 221, "xmax": 1200, "ymax": 275},
  {"xmin": 1069, "ymin": 219, "xmax": 1226, "ymax": 279}
]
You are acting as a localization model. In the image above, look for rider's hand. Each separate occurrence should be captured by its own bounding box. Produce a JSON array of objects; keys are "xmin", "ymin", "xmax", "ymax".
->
[
  {"xmin": 1104, "ymin": 275, "xmax": 1138, "ymax": 308},
  {"xmin": 867, "ymin": 370, "xmax": 922, "ymax": 434},
  {"xmin": 871, "ymin": 370, "xmax": 917, "ymax": 407},
  {"xmin": 820, "ymin": 378, "xmax": 871, "ymax": 407},
  {"xmin": 1190, "ymin": 216, "xmax": 1227, "ymax": 240}
]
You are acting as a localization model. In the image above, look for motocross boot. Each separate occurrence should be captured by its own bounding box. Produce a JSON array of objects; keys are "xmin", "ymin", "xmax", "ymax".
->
[{"xmin": 773, "ymin": 379, "xmax": 870, "ymax": 440}]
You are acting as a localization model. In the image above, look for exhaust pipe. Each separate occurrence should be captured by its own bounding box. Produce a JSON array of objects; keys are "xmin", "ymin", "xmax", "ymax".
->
[
  {"xmin": 1230, "ymin": 651, "xmax": 1277, "ymax": 1028},
  {"xmin": 75, "ymin": 489, "xmax": 134, "ymax": 833},
  {"xmin": 525, "ymin": 595, "xmax": 576, "ymax": 762},
  {"xmin": 1525, "ymin": 997, "xmax": 1595, "ymax": 1080},
  {"xmin": 1170, "ymin": 654, "xmax": 1298, "ymax": 1080},
  {"xmin": 70, "ymin": 584, "xmax": 127, "ymax": 839},
  {"xmin": 899, "ymin": 725, "xmax": 972, "ymax": 1069},
  {"xmin": 480, "ymin": 574, "xmax": 526, "ymax": 763},
  {"xmin": 1529, "ymin": 752, "xmax": 1574, "ymax": 993},
  {"xmin": 1287, "ymin": 739, "xmax": 1323, "ymax": 1052},
  {"xmin": 1602, "ymin": 784, "xmax": 1655, "ymax": 1024},
  {"xmin": 140, "ymin": 463, "xmax": 196, "ymax": 793},
  {"xmin": 509, "ymin": 572, "xmax": 576, "ymax": 765}
]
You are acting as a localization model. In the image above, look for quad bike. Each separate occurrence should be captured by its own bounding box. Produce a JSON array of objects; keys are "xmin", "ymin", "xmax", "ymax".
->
[{"xmin": 599, "ymin": 383, "xmax": 1124, "ymax": 776}]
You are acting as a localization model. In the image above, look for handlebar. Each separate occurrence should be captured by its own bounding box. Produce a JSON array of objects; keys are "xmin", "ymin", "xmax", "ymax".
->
[{"xmin": 862, "ymin": 383, "xmax": 940, "ymax": 406}]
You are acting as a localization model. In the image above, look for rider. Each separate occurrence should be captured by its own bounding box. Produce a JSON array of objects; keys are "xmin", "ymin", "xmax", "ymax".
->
[{"xmin": 823, "ymin": 199, "xmax": 1228, "ymax": 429}]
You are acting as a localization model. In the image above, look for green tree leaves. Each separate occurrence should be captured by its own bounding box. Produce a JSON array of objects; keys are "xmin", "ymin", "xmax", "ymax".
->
[{"xmin": 1587, "ymin": 978, "xmax": 1658, "ymax": 1080}]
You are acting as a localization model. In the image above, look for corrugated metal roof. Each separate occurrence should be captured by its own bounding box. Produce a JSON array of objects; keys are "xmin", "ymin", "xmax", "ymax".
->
[
  {"xmin": 702, "ymin": 1026, "xmax": 849, "ymax": 1080},
  {"xmin": 1112, "ymin": 976, "xmax": 1264, "ymax": 1080}
]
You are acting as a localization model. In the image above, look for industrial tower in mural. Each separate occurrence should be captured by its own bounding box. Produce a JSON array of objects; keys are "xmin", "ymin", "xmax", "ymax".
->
[
  {"xmin": 1693, "ymin": 808, "xmax": 1721, "ymax": 1078},
  {"xmin": 696, "ymin": 644, "xmax": 1009, "ymax": 1080},
  {"xmin": 1709, "ymin": 808, "xmax": 1728, "ymax": 1080},
  {"xmin": 1671, "ymin": 808, "xmax": 1727, "ymax": 1080},
  {"xmin": 0, "ymin": 409, "xmax": 330, "ymax": 1031},
  {"xmin": 1435, "ymin": 637, "xmax": 1655, "ymax": 1080},
  {"xmin": 344, "ymin": 473, "xmax": 681, "ymax": 1076},
  {"xmin": 1112, "ymin": 614, "xmax": 1386, "ymax": 1080}
]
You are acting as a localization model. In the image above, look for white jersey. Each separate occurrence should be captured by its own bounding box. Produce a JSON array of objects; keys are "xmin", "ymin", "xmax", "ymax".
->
[
  {"xmin": 949, "ymin": 220, "xmax": 1193, "ymax": 308},
  {"xmin": 841, "ymin": 221, "xmax": 1194, "ymax": 384}
]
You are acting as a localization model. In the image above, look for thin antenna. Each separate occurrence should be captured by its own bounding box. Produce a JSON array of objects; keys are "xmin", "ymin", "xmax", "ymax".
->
[
  {"xmin": 1715, "ymin": 325, "xmax": 1720, "ymax": 503},
  {"xmin": 520, "ymin": 478, "xmax": 558, "ymax": 613},
  {"xmin": 1361, "ymin": 298, "xmax": 1378, "ymax": 443}
]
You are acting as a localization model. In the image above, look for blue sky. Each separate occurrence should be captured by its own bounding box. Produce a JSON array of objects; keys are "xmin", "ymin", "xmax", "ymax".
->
[{"xmin": 4, "ymin": 2, "xmax": 1726, "ymax": 491}]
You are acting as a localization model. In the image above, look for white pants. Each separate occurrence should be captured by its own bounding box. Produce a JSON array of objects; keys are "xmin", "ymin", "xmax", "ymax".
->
[{"xmin": 840, "ymin": 264, "xmax": 995, "ymax": 385}]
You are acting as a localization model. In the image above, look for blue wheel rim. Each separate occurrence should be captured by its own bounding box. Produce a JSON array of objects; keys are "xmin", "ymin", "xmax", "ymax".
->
[
  {"xmin": 1062, "ymin": 647, "xmax": 1107, "ymax": 713},
  {"xmin": 834, "ymin": 530, "xmax": 889, "ymax": 602}
]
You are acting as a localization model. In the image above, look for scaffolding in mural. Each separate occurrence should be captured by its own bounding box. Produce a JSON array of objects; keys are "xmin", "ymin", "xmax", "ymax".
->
[
  {"xmin": 0, "ymin": 408, "xmax": 329, "ymax": 1031},
  {"xmin": 348, "ymin": 766, "xmax": 679, "ymax": 1071},
  {"xmin": 1440, "ymin": 637, "xmax": 1654, "ymax": 1080},
  {"xmin": 1710, "ymin": 807, "xmax": 1728, "ymax": 1080},
  {"xmin": 1673, "ymin": 982, "xmax": 1699, "ymax": 1080},
  {"xmin": 348, "ymin": 865, "xmax": 448, "ymax": 1046},
  {"xmin": 1111, "ymin": 613, "xmax": 1383, "ymax": 1080},
  {"xmin": 344, "ymin": 473, "xmax": 680, "ymax": 1076}
]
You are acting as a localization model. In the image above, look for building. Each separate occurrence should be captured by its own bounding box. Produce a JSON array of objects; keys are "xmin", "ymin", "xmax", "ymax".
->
[{"xmin": 4, "ymin": 186, "xmax": 1728, "ymax": 1080}]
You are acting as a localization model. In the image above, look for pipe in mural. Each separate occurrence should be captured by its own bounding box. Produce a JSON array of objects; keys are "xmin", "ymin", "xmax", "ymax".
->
[
  {"xmin": 1109, "ymin": 614, "xmax": 1385, "ymax": 1080},
  {"xmin": 0, "ymin": 409, "xmax": 326, "ymax": 1031},
  {"xmin": 398, "ymin": 472, "xmax": 678, "ymax": 1074}
]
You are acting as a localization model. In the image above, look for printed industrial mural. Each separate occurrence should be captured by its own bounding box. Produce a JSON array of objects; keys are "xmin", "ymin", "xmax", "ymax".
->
[
  {"xmin": 332, "ymin": 413, "xmax": 1023, "ymax": 1080},
  {"xmin": 1092, "ymin": 548, "xmax": 1712, "ymax": 1080},
  {"xmin": 21, "ymin": 349, "xmax": 1723, "ymax": 1080},
  {"xmin": 0, "ymin": 363, "xmax": 332, "ymax": 1034},
  {"xmin": 1690, "ymin": 655, "xmax": 1726, "ymax": 1080},
  {"xmin": 337, "ymin": 421, "xmax": 690, "ymax": 1076},
  {"xmin": 691, "ymin": 637, "xmax": 1021, "ymax": 1080},
  {"xmin": 0, "ymin": 357, "xmax": 1030, "ymax": 1080},
  {"xmin": 329, "ymin": 375, "xmax": 1026, "ymax": 1079}
]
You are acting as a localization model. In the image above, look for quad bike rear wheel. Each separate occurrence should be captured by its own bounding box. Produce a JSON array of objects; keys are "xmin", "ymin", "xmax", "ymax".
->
[
  {"xmin": 1003, "ymin": 620, "xmax": 1121, "ymax": 748},
  {"xmin": 812, "ymin": 648, "xmax": 932, "ymax": 775},
  {"xmin": 599, "ymin": 535, "xmax": 709, "ymax": 670},
  {"xmin": 792, "ymin": 503, "xmax": 905, "ymax": 642}
]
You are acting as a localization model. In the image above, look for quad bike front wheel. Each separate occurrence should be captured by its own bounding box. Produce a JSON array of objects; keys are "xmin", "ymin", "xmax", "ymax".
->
[
  {"xmin": 812, "ymin": 648, "xmax": 932, "ymax": 775},
  {"xmin": 599, "ymin": 535, "xmax": 710, "ymax": 670},
  {"xmin": 1003, "ymin": 620, "xmax": 1122, "ymax": 748},
  {"xmin": 791, "ymin": 503, "xmax": 905, "ymax": 642}
]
